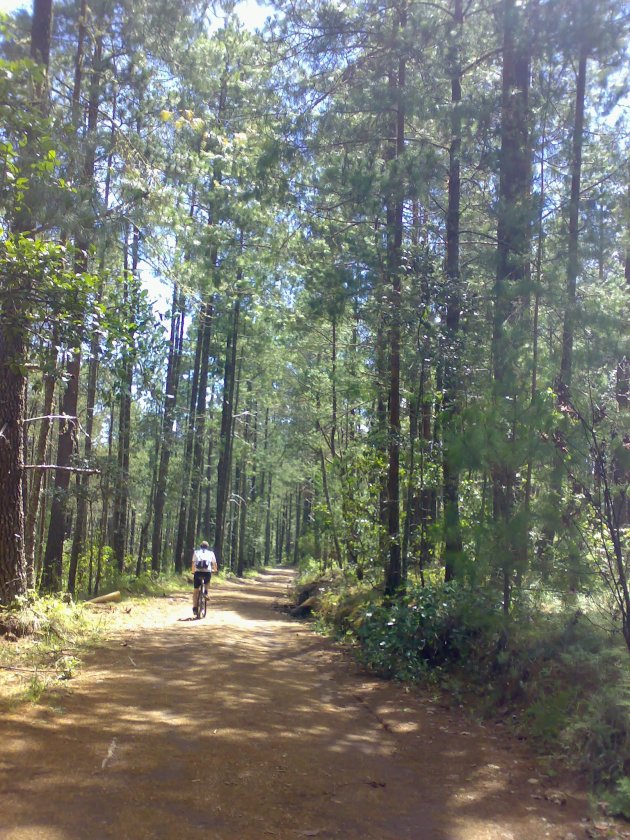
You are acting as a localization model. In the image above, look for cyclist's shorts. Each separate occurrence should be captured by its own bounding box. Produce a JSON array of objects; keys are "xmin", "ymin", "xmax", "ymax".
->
[{"xmin": 193, "ymin": 571, "xmax": 212, "ymax": 589}]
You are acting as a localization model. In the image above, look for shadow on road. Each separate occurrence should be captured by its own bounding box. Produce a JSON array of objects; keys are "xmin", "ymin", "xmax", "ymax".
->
[{"xmin": 0, "ymin": 568, "xmax": 586, "ymax": 840}]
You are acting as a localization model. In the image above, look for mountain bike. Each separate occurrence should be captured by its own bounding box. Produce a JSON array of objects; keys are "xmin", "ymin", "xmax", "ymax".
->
[{"xmin": 197, "ymin": 578, "xmax": 208, "ymax": 619}]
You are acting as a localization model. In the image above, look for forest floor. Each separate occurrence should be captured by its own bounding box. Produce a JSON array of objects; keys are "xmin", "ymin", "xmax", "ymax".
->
[{"xmin": 0, "ymin": 567, "xmax": 627, "ymax": 840}]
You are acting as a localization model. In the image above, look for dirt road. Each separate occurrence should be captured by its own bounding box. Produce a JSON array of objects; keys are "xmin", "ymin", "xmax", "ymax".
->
[{"xmin": 1, "ymin": 569, "xmax": 591, "ymax": 840}]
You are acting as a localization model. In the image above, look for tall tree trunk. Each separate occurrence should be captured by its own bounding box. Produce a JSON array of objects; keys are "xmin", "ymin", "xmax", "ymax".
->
[
  {"xmin": 112, "ymin": 226, "xmax": 140, "ymax": 574},
  {"xmin": 94, "ymin": 398, "xmax": 115, "ymax": 595},
  {"xmin": 30, "ymin": 0, "xmax": 53, "ymax": 67},
  {"xmin": 136, "ymin": 437, "xmax": 159, "ymax": 576},
  {"xmin": 202, "ymin": 388, "xmax": 216, "ymax": 541},
  {"xmin": 69, "ymin": 70, "xmax": 114, "ymax": 592},
  {"xmin": 530, "ymin": 82, "xmax": 552, "ymax": 573},
  {"xmin": 418, "ymin": 355, "xmax": 435, "ymax": 573},
  {"xmin": 402, "ymin": 360, "xmax": 420, "ymax": 574},
  {"xmin": 491, "ymin": 0, "xmax": 531, "ymax": 612},
  {"xmin": 44, "ymin": 23, "xmax": 103, "ymax": 592},
  {"xmin": 24, "ymin": 340, "xmax": 56, "ymax": 587},
  {"xmin": 265, "ymin": 471, "xmax": 273, "ymax": 567},
  {"xmin": 539, "ymin": 50, "xmax": 588, "ymax": 565},
  {"xmin": 375, "ymin": 320, "xmax": 389, "ymax": 571},
  {"xmin": 318, "ymin": 446, "xmax": 343, "ymax": 567},
  {"xmin": 276, "ymin": 508, "xmax": 283, "ymax": 565},
  {"xmin": 40, "ymin": 354, "xmax": 81, "ymax": 592},
  {"xmin": 293, "ymin": 487, "xmax": 302, "ymax": 567},
  {"xmin": 236, "ymin": 383, "xmax": 253, "ymax": 576},
  {"xmin": 442, "ymin": 0, "xmax": 464, "ymax": 581},
  {"xmin": 384, "ymin": 5, "xmax": 406, "ymax": 596},
  {"xmin": 236, "ymin": 460, "xmax": 248, "ymax": 576},
  {"xmin": 248, "ymin": 396, "xmax": 259, "ymax": 567},
  {"xmin": 151, "ymin": 283, "xmax": 186, "ymax": 571},
  {"xmin": 173, "ymin": 302, "xmax": 205, "ymax": 572},
  {"xmin": 263, "ymin": 408, "xmax": 272, "ymax": 566},
  {"xmin": 184, "ymin": 297, "xmax": 214, "ymax": 561},
  {"xmin": 559, "ymin": 50, "xmax": 587, "ymax": 393},
  {"xmin": 0, "ymin": 0, "xmax": 53, "ymax": 604},
  {"xmin": 287, "ymin": 494, "xmax": 294, "ymax": 565},
  {"xmin": 613, "ymin": 177, "xmax": 630, "ymax": 525},
  {"xmin": 331, "ymin": 315, "xmax": 337, "ymax": 458},
  {"xmin": 215, "ymin": 295, "xmax": 241, "ymax": 566}
]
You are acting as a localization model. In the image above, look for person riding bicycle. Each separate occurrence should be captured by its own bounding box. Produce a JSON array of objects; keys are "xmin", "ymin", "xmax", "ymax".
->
[{"xmin": 191, "ymin": 540, "xmax": 217, "ymax": 616}]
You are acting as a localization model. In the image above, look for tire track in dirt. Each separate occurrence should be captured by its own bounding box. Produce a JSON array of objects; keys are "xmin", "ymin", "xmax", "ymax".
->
[{"xmin": 0, "ymin": 569, "xmax": 589, "ymax": 840}]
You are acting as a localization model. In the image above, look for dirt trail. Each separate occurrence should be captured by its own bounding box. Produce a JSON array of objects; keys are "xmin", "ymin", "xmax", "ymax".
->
[{"xmin": 1, "ymin": 569, "xmax": 592, "ymax": 840}]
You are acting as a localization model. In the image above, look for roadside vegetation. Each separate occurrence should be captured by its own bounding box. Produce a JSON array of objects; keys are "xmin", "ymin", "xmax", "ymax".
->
[
  {"xmin": 0, "ymin": 571, "xmax": 197, "ymax": 707},
  {"xmin": 294, "ymin": 563, "xmax": 630, "ymax": 818},
  {"xmin": 0, "ymin": 593, "xmax": 101, "ymax": 706}
]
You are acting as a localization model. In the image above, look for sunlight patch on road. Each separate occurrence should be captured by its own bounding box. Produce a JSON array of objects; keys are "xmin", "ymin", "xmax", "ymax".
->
[
  {"xmin": 3, "ymin": 829, "xmax": 68, "ymax": 840},
  {"xmin": 450, "ymin": 819, "xmax": 520, "ymax": 840},
  {"xmin": 328, "ymin": 733, "xmax": 391, "ymax": 756},
  {"xmin": 212, "ymin": 727, "xmax": 272, "ymax": 742}
]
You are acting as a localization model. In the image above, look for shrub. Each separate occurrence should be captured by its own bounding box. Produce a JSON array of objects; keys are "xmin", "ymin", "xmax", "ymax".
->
[
  {"xmin": 606, "ymin": 776, "xmax": 630, "ymax": 820},
  {"xmin": 560, "ymin": 686, "xmax": 630, "ymax": 786},
  {"xmin": 348, "ymin": 581, "xmax": 504, "ymax": 681}
]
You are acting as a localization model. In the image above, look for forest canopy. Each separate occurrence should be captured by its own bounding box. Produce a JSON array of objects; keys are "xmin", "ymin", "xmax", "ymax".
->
[{"xmin": 0, "ymin": 0, "xmax": 628, "ymax": 660}]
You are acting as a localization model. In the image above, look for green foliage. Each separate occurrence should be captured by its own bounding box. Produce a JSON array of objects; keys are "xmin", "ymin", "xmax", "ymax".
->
[
  {"xmin": 0, "ymin": 592, "xmax": 101, "ymax": 706},
  {"xmin": 0, "ymin": 235, "xmax": 98, "ymax": 340},
  {"xmin": 112, "ymin": 570, "xmax": 189, "ymax": 597},
  {"xmin": 23, "ymin": 673, "xmax": 47, "ymax": 703},
  {"xmin": 560, "ymin": 686, "xmax": 630, "ymax": 787},
  {"xmin": 524, "ymin": 689, "xmax": 577, "ymax": 746},
  {"xmin": 296, "ymin": 554, "xmax": 323, "ymax": 578},
  {"xmin": 1, "ymin": 591, "xmax": 92, "ymax": 641},
  {"xmin": 605, "ymin": 777, "xmax": 630, "ymax": 820},
  {"xmin": 347, "ymin": 581, "xmax": 504, "ymax": 680}
]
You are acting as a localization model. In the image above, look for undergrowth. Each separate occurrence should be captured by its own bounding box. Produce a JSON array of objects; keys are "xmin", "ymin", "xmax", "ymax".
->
[
  {"xmin": 86, "ymin": 569, "xmax": 193, "ymax": 599},
  {"xmin": 298, "ymin": 570, "xmax": 630, "ymax": 801},
  {"xmin": 0, "ymin": 592, "xmax": 102, "ymax": 707},
  {"xmin": 1, "ymin": 570, "xmax": 222, "ymax": 707}
]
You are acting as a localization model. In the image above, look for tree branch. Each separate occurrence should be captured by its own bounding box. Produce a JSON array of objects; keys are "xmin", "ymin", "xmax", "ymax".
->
[
  {"xmin": 24, "ymin": 414, "xmax": 78, "ymax": 424},
  {"xmin": 24, "ymin": 465, "xmax": 100, "ymax": 474}
]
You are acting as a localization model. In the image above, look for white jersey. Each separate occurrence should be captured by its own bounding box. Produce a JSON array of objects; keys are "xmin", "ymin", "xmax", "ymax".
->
[{"xmin": 193, "ymin": 547, "xmax": 216, "ymax": 571}]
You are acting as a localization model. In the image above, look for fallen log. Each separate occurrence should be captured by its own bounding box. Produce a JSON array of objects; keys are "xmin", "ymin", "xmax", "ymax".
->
[
  {"xmin": 86, "ymin": 591, "xmax": 121, "ymax": 605},
  {"xmin": 290, "ymin": 595, "xmax": 321, "ymax": 618}
]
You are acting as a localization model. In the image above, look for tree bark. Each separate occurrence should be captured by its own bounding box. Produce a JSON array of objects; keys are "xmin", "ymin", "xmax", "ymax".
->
[
  {"xmin": 68, "ymin": 58, "xmax": 114, "ymax": 593},
  {"xmin": 559, "ymin": 50, "xmax": 587, "ymax": 392},
  {"xmin": 491, "ymin": 0, "xmax": 531, "ymax": 612},
  {"xmin": 173, "ymin": 306, "xmax": 204, "ymax": 573},
  {"xmin": 0, "ymin": 0, "xmax": 53, "ymax": 604},
  {"xmin": 215, "ymin": 295, "xmax": 241, "ymax": 567},
  {"xmin": 44, "ymin": 24, "xmax": 103, "ymax": 593},
  {"xmin": 40, "ymin": 354, "xmax": 81, "ymax": 592},
  {"xmin": 184, "ymin": 297, "xmax": 214, "ymax": 561},
  {"xmin": 539, "ymin": 49, "xmax": 588, "ymax": 565},
  {"xmin": 24, "ymin": 341, "xmax": 56, "ymax": 588},
  {"xmin": 151, "ymin": 283, "xmax": 186, "ymax": 571},
  {"xmin": 442, "ymin": 0, "xmax": 464, "ymax": 581},
  {"xmin": 111, "ymin": 226, "xmax": 140, "ymax": 574},
  {"xmin": 384, "ymin": 4, "xmax": 406, "ymax": 597}
]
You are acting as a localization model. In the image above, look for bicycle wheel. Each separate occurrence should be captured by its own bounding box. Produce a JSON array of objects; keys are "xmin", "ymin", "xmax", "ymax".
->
[{"xmin": 198, "ymin": 586, "xmax": 207, "ymax": 618}]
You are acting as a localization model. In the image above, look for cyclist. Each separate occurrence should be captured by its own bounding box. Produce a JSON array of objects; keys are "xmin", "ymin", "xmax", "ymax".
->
[{"xmin": 191, "ymin": 540, "xmax": 217, "ymax": 616}]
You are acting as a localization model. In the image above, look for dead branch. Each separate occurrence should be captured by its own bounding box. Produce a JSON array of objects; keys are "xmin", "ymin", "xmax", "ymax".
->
[
  {"xmin": 24, "ymin": 414, "xmax": 78, "ymax": 424},
  {"xmin": 23, "ymin": 465, "xmax": 100, "ymax": 474}
]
